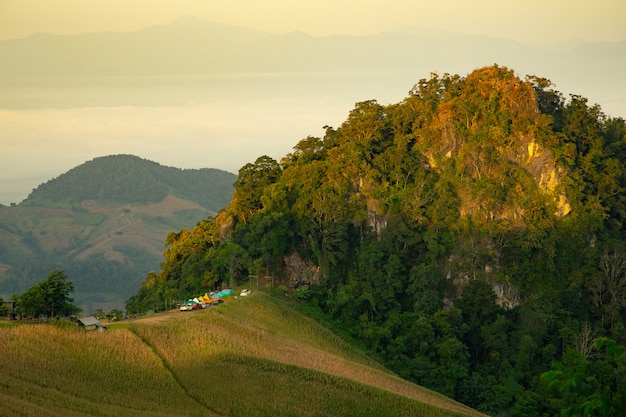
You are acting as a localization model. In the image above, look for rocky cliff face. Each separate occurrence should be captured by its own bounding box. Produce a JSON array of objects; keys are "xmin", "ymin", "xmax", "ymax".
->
[
  {"xmin": 419, "ymin": 68, "xmax": 577, "ymax": 307},
  {"xmin": 423, "ymin": 70, "xmax": 572, "ymax": 225},
  {"xmin": 517, "ymin": 136, "xmax": 571, "ymax": 217}
]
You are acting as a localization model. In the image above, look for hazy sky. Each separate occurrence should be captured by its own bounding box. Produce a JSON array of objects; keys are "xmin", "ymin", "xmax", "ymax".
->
[
  {"xmin": 1, "ymin": 0, "xmax": 625, "ymax": 205},
  {"xmin": 2, "ymin": 0, "xmax": 625, "ymax": 44}
]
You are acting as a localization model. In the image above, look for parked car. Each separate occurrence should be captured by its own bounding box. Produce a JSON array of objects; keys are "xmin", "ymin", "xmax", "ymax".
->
[
  {"xmin": 180, "ymin": 303, "xmax": 193, "ymax": 311},
  {"xmin": 191, "ymin": 303, "xmax": 203, "ymax": 310},
  {"xmin": 240, "ymin": 289, "xmax": 251, "ymax": 297}
]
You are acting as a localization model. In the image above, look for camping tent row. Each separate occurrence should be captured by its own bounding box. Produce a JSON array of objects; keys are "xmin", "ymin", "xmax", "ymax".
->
[
  {"xmin": 200, "ymin": 289, "xmax": 236, "ymax": 304},
  {"xmin": 182, "ymin": 289, "xmax": 236, "ymax": 308}
]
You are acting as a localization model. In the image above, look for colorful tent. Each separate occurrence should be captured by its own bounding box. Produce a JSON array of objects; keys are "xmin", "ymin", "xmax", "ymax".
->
[{"xmin": 210, "ymin": 289, "xmax": 236, "ymax": 304}]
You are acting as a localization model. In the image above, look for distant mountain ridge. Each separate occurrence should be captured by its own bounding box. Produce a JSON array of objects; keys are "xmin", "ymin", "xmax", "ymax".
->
[
  {"xmin": 0, "ymin": 154, "xmax": 236, "ymax": 312},
  {"xmin": 0, "ymin": 16, "xmax": 599, "ymax": 77},
  {"xmin": 0, "ymin": 16, "xmax": 623, "ymax": 117}
]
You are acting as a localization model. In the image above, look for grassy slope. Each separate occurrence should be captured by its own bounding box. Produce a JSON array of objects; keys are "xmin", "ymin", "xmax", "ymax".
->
[
  {"xmin": 0, "ymin": 293, "xmax": 486, "ymax": 417},
  {"xmin": 0, "ymin": 195, "xmax": 212, "ymax": 261}
]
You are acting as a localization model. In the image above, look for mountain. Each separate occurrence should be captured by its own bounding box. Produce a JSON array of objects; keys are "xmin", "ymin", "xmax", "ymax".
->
[
  {"xmin": 23, "ymin": 154, "xmax": 235, "ymax": 210},
  {"xmin": 0, "ymin": 155, "xmax": 236, "ymax": 312},
  {"xmin": 0, "ymin": 16, "xmax": 624, "ymax": 117},
  {"xmin": 0, "ymin": 292, "xmax": 485, "ymax": 417},
  {"xmin": 127, "ymin": 66, "xmax": 626, "ymax": 414}
]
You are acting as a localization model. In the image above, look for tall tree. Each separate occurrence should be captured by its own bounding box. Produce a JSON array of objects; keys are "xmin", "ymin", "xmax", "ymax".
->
[
  {"xmin": 214, "ymin": 242, "xmax": 247, "ymax": 289},
  {"xmin": 18, "ymin": 270, "xmax": 79, "ymax": 318},
  {"xmin": 588, "ymin": 248, "xmax": 626, "ymax": 330},
  {"xmin": 230, "ymin": 155, "xmax": 281, "ymax": 223}
]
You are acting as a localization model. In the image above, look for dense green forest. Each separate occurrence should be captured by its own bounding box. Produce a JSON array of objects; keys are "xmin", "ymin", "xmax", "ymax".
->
[{"xmin": 127, "ymin": 65, "xmax": 626, "ymax": 415}]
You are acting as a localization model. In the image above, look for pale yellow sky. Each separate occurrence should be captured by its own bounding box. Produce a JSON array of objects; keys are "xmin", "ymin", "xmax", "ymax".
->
[{"xmin": 1, "ymin": 0, "xmax": 625, "ymax": 44}]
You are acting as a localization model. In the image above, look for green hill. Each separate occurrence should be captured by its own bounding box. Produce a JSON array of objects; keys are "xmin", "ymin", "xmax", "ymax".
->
[
  {"xmin": 0, "ymin": 292, "xmax": 484, "ymax": 417},
  {"xmin": 0, "ymin": 155, "xmax": 236, "ymax": 312},
  {"xmin": 22, "ymin": 154, "xmax": 235, "ymax": 210}
]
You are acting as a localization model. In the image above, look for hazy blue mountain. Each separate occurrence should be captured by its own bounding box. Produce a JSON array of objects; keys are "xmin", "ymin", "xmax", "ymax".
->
[{"xmin": 0, "ymin": 16, "xmax": 623, "ymax": 117}]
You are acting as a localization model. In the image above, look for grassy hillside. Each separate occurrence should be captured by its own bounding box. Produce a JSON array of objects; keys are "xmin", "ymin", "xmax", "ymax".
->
[
  {"xmin": 0, "ymin": 292, "xmax": 484, "ymax": 417},
  {"xmin": 0, "ymin": 195, "xmax": 212, "ymax": 311}
]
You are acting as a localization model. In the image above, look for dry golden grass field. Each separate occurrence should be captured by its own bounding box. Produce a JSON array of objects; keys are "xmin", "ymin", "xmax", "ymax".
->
[{"xmin": 0, "ymin": 292, "xmax": 487, "ymax": 417}]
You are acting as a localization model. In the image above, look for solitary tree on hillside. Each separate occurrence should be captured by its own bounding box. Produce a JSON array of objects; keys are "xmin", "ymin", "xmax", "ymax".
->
[{"xmin": 17, "ymin": 270, "xmax": 80, "ymax": 319}]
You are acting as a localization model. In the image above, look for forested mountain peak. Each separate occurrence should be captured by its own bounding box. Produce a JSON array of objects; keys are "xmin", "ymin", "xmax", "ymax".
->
[
  {"xmin": 222, "ymin": 66, "xmax": 602, "ymax": 235},
  {"xmin": 130, "ymin": 65, "xmax": 626, "ymax": 415},
  {"xmin": 22, "ymin": 154, "xmax": 236, "ymax": 211},
  {"xmin": 410, "ymin": 66, "xmax": 570, "ymax": 223}
]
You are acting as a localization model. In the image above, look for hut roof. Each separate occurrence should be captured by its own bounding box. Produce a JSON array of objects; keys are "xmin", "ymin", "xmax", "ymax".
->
[{"xmin": 78, "ymin": 316, "xmax": 100, "ymax": 326}]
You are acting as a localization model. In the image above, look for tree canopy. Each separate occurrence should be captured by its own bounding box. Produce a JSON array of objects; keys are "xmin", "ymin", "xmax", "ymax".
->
[{"xmin": 17, "ymin": 270, "xmax": 80, "ymax": 319}]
